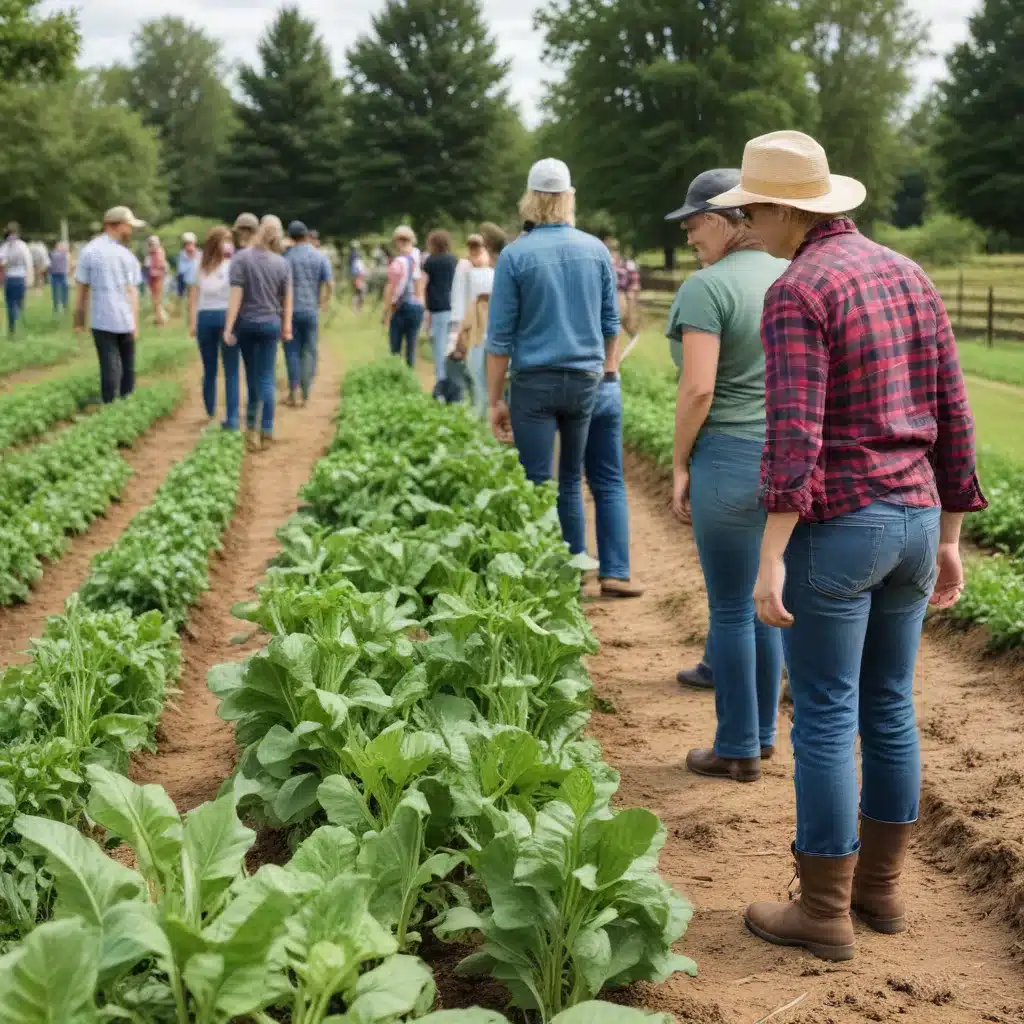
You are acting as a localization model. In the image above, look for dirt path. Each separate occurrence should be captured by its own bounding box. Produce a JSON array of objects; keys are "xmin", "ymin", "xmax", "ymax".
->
[
  {"xmin": 582, "ymin": 454, "xmax": 1024, "ymax": 1024},
  {"xmin": 0, "ymin": 366, "xmax": 208, "ymax": 664},
  {"xmin": 130, "ymin": 343, "xmax": 344, "ymax": 811}
]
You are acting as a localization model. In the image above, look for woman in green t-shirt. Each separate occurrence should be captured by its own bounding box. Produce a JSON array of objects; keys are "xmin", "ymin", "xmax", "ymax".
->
[{"xmin": 664, "ymin": 168, "xmax": 788, "ymax": 784}]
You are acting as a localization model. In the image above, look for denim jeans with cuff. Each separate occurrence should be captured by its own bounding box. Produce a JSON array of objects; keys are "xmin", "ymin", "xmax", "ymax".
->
[
  {"xmin": 288, "ymin": 311, "xmax": 318, "ymax": 399},
  {"xmin": 783, "ymin": 500, "xmax": 939, "ymax": 857},
  {"xmin": 237, "ymin": 319, "xmax": 280, "ymax": 432},
  {"xmin": 690, "ymin": 432, "xmax": 783, "ymax": 759},
  {"xmin": 509, "ymin": 368, "xmax": 601, "ymax": 555}
]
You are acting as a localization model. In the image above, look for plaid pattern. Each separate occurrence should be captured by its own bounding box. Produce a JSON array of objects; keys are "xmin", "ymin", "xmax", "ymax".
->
[{"xmin": 761, "ymin": 218, "xmax": 987, "ymax": 522}]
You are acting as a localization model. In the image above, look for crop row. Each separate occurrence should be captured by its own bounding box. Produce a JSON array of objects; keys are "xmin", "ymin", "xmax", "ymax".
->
[
  {"xmin": 0, "ymin": 330, "xmax": 82, "ymax": 378},
  {"xmin": 0, "ymin": 382, "xmax": 183, "ymax": 605},
  {"xmin": 0, "ymin": 361, "xmax": 690, "ymax": 1022},
  {"xmin": 0, "ymin": 332, "xmax": 197, "ymax": 450},
  {"xmin": 0, "ymin": 427, "xmax": 246, "ymax": 944}
]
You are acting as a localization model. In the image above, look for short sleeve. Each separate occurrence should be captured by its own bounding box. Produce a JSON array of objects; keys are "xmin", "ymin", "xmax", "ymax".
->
[
  {"xmin": 130, "ymin": 254, "xmax": 142, "ymax": 286},
  {"xmin": 666, "ymin": 274, "xmax": 723, "ymax": 338},
  {"xmin": 229, "ymin": 254, "xmax": 246, "ymax": 288},
  {"xmin": 320, "ymin": 254, "xmax": 332, "ymax": 282},
  {"xmin": 75, "ymin": 248, "xmax": 91, "ymax": 285}
]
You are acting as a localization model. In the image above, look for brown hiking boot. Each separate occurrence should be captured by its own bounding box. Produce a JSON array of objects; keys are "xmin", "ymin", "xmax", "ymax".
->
[
  {"xmin": 599, "ymin": 578, "xmax": 645, "ymax": 598},
  {"xmin": 851, "ymin": 817, "xmax": 913, "ymax": 934},
  {"xmin": 745, "ymin": 846, "xmax": 857, "ymax": 961},
  {"xmin": 286, "ymin": 389, "xmax": 298, "ymax": 407},
  {"xmin": 245, "ymin": 429, "xmax": 261, "ymax": 453},
  {"xmin": 685, "ymin": 747, "xmax": 761, "ymax": 783},
  {"xmin": 760, "ymin": 745, "xmax": 776, "ymax": 760},
  {"xmin": 261, "ymin": 430, "xmax": 274, "ymax": 450}
]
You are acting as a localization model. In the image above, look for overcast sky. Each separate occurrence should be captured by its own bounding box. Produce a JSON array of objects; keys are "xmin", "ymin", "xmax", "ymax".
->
[{"xmin": 46, "ymin": 0, "xmax": 979, "ymax": 124}]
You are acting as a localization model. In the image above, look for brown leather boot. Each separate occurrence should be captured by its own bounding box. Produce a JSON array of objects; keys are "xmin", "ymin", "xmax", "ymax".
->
[
  {"xmin": 851, "ymin": 817, "xmax": 913, "ymax": 934},
  {"xmin": 261, "ymin": 430, "xmax": 274, "ymax": 450},
  {"xmin": 685, "ymin": 747, "xmax": 761, "ymax": 782},
  {"xmin": 245, "ymin": 428, "xmax": 261, "ymax": 453},
  {"xmin": 745, "ymin": 846, "xmax": 857, "ymax": 961}
]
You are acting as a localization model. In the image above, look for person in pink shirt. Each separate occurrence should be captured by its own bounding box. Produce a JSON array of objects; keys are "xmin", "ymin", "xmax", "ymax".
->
[{"xmin": 382, "ymin": 225, "xmax": 425, "ymax": 367}]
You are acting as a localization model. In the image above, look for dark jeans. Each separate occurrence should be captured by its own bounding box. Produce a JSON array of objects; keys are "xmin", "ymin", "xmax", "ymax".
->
[
  {"xmin": 221, "ymin": 336, "xmax": 241, "ymax": 430},
  {"xmin": 237, "ymin": 319, "xmax": 280, "ymax": 432},
  {"xmin": 783, "ymin": 501, "xmax": 940, "ymax": 856},
  {"xmin": 509, "ymin": 368, "xmax": 601, "ymax": 555},
  {"xmin": 5, "ymin": 278, "xmax": 26, "ymax": 334},
  {"xmin": 51, "ymin": 273, "xmax": 69, "ymax": 313},
  {"xmin": 584, "ymin": 378, "xmax": 630, "ymax": 579},
  {"xmin": 690, "ymin": 432, "xmax": 783, "ymax": 758},
  {"xmin": 287, "ymin": 311, "xmax": 318, "ymax": 398},
  {"xmin": 92, "ymin": 329, "xmax": 136, "ymax": 404},
  {"xmin": 389, "ymin": 302, "xmax": 424, "ymax": 367},
  {"xmin": 196, "ymin": 309, "xmax": 226, "ymax": 418}
]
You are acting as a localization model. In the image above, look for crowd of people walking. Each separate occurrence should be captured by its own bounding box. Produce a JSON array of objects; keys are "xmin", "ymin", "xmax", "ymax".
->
[{"xmin": 378, "ymin": 132, "xmax": 985, "ymax": 966}]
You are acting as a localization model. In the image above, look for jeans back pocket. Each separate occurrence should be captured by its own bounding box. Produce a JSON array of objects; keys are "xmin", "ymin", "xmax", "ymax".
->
[{"xmin": 808, "ymin": 520, "xmax": 887, "ymax": 599}]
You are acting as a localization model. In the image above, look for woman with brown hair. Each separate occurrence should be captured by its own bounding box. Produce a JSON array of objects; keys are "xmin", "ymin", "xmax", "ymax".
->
[
  {"xmin": 423, "ymin": 229, "xmax": 458, "ymax": 390},
  {"xmin": 189, "ymin": 225, "xmax": 236, "ymax": 427}
]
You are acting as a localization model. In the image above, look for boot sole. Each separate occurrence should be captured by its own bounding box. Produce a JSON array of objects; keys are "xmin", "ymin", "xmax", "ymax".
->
[
  {"xmin": 688, "ymin": 764, "xmax": 761, "ymax": 783},
  {"xmin": 851, "ymin": 905, "xmax": 906, "ymax": 934},
  {"xmin": 744, "ymin": 916, "xmax": 855, "ymax": 961}
]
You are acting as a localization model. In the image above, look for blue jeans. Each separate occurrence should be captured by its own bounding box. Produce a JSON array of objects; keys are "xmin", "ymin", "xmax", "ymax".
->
[
  {"xmin": 5, "ymin": 277, "xmax": 26, "ymax": 334},
  {"xmin": 287, "ymin": 311, "xmax": 319, "ymax": 398},
  {"xmin": 221, "ymin": 337, "xmax": 241, "ymax": 430},
  {"xmin": 196, "ymin": 310, "xmax": 226, "ymax": 418},
  {"xmin": 237, "ymin": 320, "xmax": 280, "ymax": 432},
  {"xmin": 510, "ymin": 368, "xmax": 601, "ymax": 555},
  {"xmin": 51, "ymin": 273, "xmax": 68, "ymax": 313},
  {"xmin": 690, "ymin": 433, "xmax": 783, "ymax": 759},
  {"xmin": 469, "ymin": 345, "xmax": 488, "ymax": 419},
  {"xmin": 584, "ymin": 379, "xmax": 630, "ymax": 580},
  {"xmin": 783, "ymin": 501, "xmax": 940, "ymax": 857},
  {"xmin": 429, "ymin": 310, "xmax": 451, "ymax": 381},
  {"xmin": 389, "ymin": 302, "xmax": 424, "ymax": 367}
]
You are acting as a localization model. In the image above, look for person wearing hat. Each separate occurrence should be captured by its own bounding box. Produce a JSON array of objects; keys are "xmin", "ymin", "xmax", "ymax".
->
[
  {"xmin": 383, "ymin": 225, "xmax": 425, "ymax": 367},
  {"xmin": 664, "ymin": 167, "xmax": 787, "ymax": 779},
  {"xmin": 0, "ymin": 222, "xmax": 34, "ymax": 336},
  {"xmin": 233, "ymin": 213, "xmax": 259, "ymax": 251},
  {"xmin": 486, "ymin": 158, "xmax": 622, "ymax": 566},
  {"xmin": 174, "ymin": 231, "xmax": 200, "ymax": 316},
  {"xmin": 704, "ymin": 131, "xmax": 987, "ymax": 960},
  {"xmin": 284, "ymin": 220, "xmax": 333, "ymax": 406},
  {"xmin": 74, "ymin": 206, "xmax": 145, "ymax": 403}
]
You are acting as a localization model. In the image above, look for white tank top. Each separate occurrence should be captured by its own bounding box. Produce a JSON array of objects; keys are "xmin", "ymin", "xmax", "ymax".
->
[{"xmin": 196, "ymin": 260, "xmax": 232, "ymax": 312}]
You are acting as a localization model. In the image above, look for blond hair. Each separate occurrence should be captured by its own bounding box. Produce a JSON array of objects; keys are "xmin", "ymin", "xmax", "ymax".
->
[
  {"xmin": 393, "ymin": 224, "xmax": 416, "ymax": 245},
  {"xmin": 518, "ymin": 189, "xmax": 576, "ymax": 227},
  {"xmin": 255, "ymin": 215, "xmax": 285, "ymax": 254}
]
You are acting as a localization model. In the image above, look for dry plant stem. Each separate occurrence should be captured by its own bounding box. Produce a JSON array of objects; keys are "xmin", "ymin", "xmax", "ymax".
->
[{"xmin": 752, "ymin": 992, "xmax": 808, "ymax": 1024}]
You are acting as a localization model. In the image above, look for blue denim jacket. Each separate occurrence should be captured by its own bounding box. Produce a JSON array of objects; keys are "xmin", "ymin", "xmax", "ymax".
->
[{"xmin": 485, "ymin": 223, "xmax": 620, "ymax": 374}]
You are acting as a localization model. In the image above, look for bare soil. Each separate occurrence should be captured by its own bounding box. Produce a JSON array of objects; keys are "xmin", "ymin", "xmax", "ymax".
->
[
  {"xmin": 130, "ymin": 344, "xmax": 344, "ymax": 810},
  {"xmin": 578, "ymin": 452, "xmax": 1024, "ymax": 1024}
]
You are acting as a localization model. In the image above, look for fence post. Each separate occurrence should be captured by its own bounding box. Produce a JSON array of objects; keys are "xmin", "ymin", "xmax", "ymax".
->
[
  {"xmin": 957, "ymin": 270, "xmax": 964, "ymax": 332},
  {"xmin": 987, "ymin": 286, "xmax": 995, "ymax": 348}
]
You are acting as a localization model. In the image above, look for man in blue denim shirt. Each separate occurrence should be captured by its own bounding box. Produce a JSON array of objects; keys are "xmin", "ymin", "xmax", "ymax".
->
[
  {"xmin": 486, "ymin": 158, "xmax": 620, "ymax": 556},
  {"xmin": 285, "ymin": 221, "xmax": 333, "ymax": 405}
]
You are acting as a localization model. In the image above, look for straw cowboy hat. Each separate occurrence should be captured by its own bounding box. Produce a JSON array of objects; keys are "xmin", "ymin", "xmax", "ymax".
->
[{"xmin": 708, "ymin": 130, "xmax": 866, "ymax": 214}]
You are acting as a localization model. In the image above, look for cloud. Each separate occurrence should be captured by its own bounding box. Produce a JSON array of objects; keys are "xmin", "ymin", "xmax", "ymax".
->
[{"xmin": 46, "ymin": 0, "xmax": 979, "ymax": 123}]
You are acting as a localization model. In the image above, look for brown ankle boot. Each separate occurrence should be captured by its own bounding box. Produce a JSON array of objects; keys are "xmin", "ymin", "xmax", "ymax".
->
[
  {"xmin": 260, "ymin": 430, "xmax": 274, "ymax": 450},
  {"xmin": 745, "ymin": 846, "xmax": 857, "ymax": 961},
  {"xmin": 685, "ymin": 747, "xmax": 761, "ymax": 782},
  {"xmin": 245, "ymin": 429, "xmax": 261, "ymax": 453},
  {"xmin": 851, "ymin": 817, "xmax": 913, "ymax": 934}
]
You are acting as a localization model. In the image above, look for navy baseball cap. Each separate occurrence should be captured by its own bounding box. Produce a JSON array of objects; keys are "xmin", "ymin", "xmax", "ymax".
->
[
  {"xmin": 288, "ymin": 220, "xmax": 309, "ymax": 239},
  {"xmin": 665, "ymin": 168, "xmax": 742, "ymax": 221}
]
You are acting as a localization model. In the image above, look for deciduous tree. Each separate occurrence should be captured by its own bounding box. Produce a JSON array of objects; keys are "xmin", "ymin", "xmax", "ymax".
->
[{"xmin": 0, "ymin": 0, "xmax": 79, "ymax": 83}]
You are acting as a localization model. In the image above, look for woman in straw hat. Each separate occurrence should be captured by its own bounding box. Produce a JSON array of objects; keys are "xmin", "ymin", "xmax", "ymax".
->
[{"xmin": 707, "ymin": 131, "xmax": 986, "ymax": 961}]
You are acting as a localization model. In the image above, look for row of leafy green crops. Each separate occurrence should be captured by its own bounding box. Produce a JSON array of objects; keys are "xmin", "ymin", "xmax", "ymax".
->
[
  {"xmin": 0, "ymin": 331, "xmax": 82, "ymax": 378},
  {"xmin": 0, "ymin": 427, "xmax": 245, "ymax": 945},
  {"xmin": 0, "ymin": 361, "xmax": 688, "ymax": 1023},
  {"xmin": 0, "ymin": 382, "xmax": 183, "ymax": 604},
  {"xmin": 0, "ymin": 332, "xmax": 197, "ymax": 450},
  {"xmin": 616, "ymin": 360, "xmax": 1024, "ymax": 651}
]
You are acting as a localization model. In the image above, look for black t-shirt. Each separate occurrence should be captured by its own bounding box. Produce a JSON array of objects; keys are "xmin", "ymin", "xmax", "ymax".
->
[{"xmin": 423, "ymin": 252, "xmax": 458, "ymax": 312}]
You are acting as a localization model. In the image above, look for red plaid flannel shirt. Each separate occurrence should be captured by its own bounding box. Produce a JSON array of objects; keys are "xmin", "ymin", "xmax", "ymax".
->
[{"xmin": 761, "ymin": 218, "xmax": 987, "ymax": 522}]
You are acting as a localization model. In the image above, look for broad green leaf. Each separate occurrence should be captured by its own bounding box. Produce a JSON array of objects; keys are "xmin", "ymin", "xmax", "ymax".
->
[
  {"xmin": 559, "ymin": 767, "xmax": 596, "ymax": 818},
  {"xmin": 85, "ymin": 766, "xmax": 182, "ymax": 889},
  {"xmin": 0, "ymin": 917, "xmax": 101, "ymax": 1022},
  {"xmin": 98, "ymin": 900, "xmax": 172, "ymax": 984},
  {"xmin": 15, "ymin": 815, "xmax": 145, "ymax": 926},
  {"xmin": 345, "ymin": 954, "xmax": 435, "ymax": 1022},
  {"xmin": 590, "ymin": 809, "xmax": 661, "ymax": 888},
  {"xmin": 416, "ymin": 1012, "xmax": 508, "ymax": 1023},
  {"xmin": 318, "ymin": 774, "xmax": 376, "ymax": 832},
  {"xmin": 183, "ymin": 953, "xmax": 289, "ymax": 1019},
  {"xmin": 514, "ymin": 800, "xmax": 577, "ymax": 892},
  {"xmin": 288, "ymin": 824, "xmax": 359, "ymax": 881},
  {"xmin": 272, "ymin": 772, "xmax": 322, "ymax": 825},
  {"xmin": 255, "ymin": 722, "xmax": 323, "ymax": 771},
  {"xmin": 434, "ymin": 906, "xmax": 485, "ymax": 940},
  {"xmin": 181, "ymin": 793, "xmax": 255, "ymax": 911},
  {"xmin": 91, "ymin": 714, "xmax": 150, "ymax": 751},
  {"xmin": 569, "ymin": 924, "xmax": 613, "ymax": 998},
  {"xmin": 477, "ymin": 833, "xmax": 542, "ymax": 930}
]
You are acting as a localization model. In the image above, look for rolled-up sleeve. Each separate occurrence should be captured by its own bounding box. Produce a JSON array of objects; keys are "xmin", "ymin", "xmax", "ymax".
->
[
  {"xmin": 761, "ymin": 282, "xmax": 828, "ymax": 518},
  {"xmin": 485, "ymin": 250, "xmax": 518, "ymax": 357},
  {"xmin": 932, "ymin": 298, "xmax": 987, "ymax": 512},
  {"xmin": 600, "ymin": 252, "xmax": 620, "ymax": 339}
]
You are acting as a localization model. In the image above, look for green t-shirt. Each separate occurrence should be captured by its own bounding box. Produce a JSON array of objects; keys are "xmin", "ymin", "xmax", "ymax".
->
[{"xmin": 665, "ymin": 249, "xmax": 788, "ymax": 442}]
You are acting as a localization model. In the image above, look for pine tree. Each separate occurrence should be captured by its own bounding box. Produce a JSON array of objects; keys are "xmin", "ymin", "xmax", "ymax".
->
[
  {"xmin": 340, "ymin": 0, "xmax": 523, "ymax": 234},
  {"xmin": 218, "ymin": 7, "xmax": 346, "ymax": 233},
  {"xmin": 936, "ymin": 0, "xmax": 1024, "ymax": 236}
]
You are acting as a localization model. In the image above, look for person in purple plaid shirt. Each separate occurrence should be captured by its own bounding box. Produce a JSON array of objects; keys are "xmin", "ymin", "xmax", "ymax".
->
[{"xmin": 706, "ymin": 131, "xmax": 987, "ymax": 963}]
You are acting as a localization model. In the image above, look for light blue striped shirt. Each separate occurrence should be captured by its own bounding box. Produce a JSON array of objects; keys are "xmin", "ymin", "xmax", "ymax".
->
[{"xmin": 76, "ymin": 234, "xmax": 142, "ymax": 334}]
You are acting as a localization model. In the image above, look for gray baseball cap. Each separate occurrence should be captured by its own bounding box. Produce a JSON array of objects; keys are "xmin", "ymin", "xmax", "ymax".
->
[{"xmin": 665, "ymin": 168, "xmax": 742, "ymax": 221}]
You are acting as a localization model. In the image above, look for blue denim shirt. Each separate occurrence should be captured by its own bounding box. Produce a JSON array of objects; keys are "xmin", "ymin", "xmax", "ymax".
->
[{"xmin": 485, "ymin": 223, "xmax": 620, "ymax": 374}]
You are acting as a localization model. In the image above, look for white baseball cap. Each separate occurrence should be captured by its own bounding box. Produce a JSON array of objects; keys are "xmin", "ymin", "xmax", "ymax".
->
[
  {"xmin": 103, "ymin": 206, "xmax": 146, "ymax": 228},
  {"xmin": 182, "ymin": 231, "xmax": 197, "ymax": 243},
  {"xmin": 527, "ymin": 158, "xmax": 572, "ymax": 194}
]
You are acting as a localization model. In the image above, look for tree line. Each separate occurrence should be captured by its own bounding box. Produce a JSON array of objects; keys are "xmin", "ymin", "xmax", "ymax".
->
[{"xmin": 0, "ymin": 0, "xmax": 1020, "ymax": 255}]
